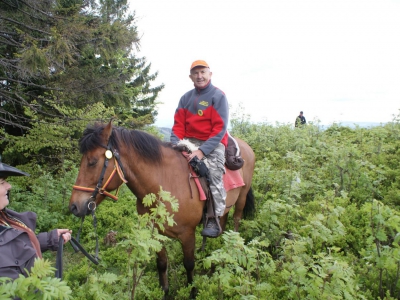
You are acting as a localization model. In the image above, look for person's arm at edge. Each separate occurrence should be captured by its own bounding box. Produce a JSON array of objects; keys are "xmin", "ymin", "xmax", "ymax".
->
[{"xmin": 37, "ymin": 229, "xmax": 72, "ymax": 252}]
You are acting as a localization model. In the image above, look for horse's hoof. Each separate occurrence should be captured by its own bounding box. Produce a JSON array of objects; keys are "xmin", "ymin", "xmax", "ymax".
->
[{"xmin": 189, "ymin": 287, "xmax": 198, "ymax": 299}]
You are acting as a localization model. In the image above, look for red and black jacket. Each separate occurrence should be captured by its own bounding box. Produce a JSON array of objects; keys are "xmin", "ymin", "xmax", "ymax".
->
[{"xmin": 171, "ymin": 81, "xmax": 229, "ymax": 156}]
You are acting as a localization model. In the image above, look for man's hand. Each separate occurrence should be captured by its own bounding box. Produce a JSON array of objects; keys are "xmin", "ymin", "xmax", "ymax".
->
[{"xmin": 188, "ymin": 149, "xmax": 204, "ymax": 161}]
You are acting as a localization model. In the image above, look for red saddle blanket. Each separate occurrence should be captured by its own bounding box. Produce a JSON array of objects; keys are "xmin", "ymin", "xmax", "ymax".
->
[
  {"xmin": 224, "ymin": 168, "xmax": 245, "ymax": 191},
  {"xmin": 192, "ymin": 168, "xmax": 245, "ymax": 201}
]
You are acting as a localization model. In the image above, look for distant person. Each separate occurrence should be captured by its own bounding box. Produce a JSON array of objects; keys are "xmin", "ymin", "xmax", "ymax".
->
[
  {"xmin": 295, "ymin": 111, "xmax": 306, "ymax": 127},
  {"xmin": 170, "ymin": 60, "xmax": 228, "ymax": 238}
]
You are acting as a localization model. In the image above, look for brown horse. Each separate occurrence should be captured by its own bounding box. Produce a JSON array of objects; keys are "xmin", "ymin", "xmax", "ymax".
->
[{"xmin": 69, "ymin": 121, "xmax": 255, "ymax": 298}]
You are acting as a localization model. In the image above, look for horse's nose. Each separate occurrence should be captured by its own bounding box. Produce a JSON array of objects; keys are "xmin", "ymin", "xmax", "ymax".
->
[{"xmin": 70, "ymin": 203, "xmax": 79, "ymax": 216}]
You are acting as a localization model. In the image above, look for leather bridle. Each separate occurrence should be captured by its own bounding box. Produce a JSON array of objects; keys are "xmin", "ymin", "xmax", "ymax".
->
[
  {"xmin": 68, "ymin": 143, "xmax": 128, "ymax": 266},
  {"xmin": 72, "ymin": 143, "xmax": 127, "ymax": 207}
]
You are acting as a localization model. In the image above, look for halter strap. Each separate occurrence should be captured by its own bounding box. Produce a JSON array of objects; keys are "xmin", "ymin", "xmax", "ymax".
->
[{"xmin": 72, "ymin": 154, "xmax": 127, "ymax": 201}]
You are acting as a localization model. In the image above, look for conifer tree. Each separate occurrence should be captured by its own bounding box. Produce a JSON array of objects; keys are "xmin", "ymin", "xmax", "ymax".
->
[
  {"xmin": 0, "ymin": 0, "xmax": 163, "ymax": 168},
  {"xmin": 0, "ymin": 0, "xmax": 162, "ymax": 129}
]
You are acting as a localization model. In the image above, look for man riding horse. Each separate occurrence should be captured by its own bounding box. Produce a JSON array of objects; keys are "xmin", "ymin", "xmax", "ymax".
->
[{"xmin": 170, "ymin": 60, "xmax": 228, "ymax": 238}]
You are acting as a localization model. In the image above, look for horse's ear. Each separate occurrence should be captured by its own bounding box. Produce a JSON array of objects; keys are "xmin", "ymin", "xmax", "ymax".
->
[{"xmin": 101, "ymin": 120, "xmax": 113, "ymax": 142}]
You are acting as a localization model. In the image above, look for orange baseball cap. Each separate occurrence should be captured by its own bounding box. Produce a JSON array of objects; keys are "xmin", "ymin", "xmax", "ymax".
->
[{"xmin": 190, "ymin": 60, "xmax": 209, "ymax": 70}]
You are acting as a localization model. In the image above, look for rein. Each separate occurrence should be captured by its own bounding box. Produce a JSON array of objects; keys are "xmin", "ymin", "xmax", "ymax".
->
[
  {"xmin": 55, "ymin": 234, "xmax": 99, "ymax": 279},
  {"xmin": 56, "ymin": 205, "xmax": 101, "ymax": 279}
]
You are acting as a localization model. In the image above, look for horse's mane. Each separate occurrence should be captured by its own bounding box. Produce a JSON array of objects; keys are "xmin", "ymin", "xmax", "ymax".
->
[{"xmin": 79, "ymin": 123, "xmax": 172, "ymax": 164}]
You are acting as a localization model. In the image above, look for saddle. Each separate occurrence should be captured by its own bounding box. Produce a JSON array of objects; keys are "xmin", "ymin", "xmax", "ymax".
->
[
  {"xmin": 174, "ymin": 138, "xmax": 245, "ymax": 199},
  {"xmin": 174, "ymin": 138, "xmax": 245, "ymax": 237},
  {"xmin": 175, "ymin": 134, "xmax": 245, "ymax": 171}
]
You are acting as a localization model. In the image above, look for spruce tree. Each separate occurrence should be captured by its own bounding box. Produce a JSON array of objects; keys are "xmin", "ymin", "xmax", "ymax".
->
[{"xmin": 0, "ymin": 0, "xmax": 163, "ymax": 169}]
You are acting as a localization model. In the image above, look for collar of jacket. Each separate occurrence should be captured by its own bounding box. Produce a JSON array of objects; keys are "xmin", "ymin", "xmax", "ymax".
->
[
  {"xmin": 194, "ymin": 80, "xmax": 212, "ymax": 93},
  {"xmin": 0, "ymin": 225, "xmax": 8, "ymax": 233}
]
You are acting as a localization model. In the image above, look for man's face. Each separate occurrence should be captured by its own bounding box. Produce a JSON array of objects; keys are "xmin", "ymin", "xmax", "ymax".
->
[{"xmin": 189, "ymin": 67, "xmax": 212, "ymax": 89}]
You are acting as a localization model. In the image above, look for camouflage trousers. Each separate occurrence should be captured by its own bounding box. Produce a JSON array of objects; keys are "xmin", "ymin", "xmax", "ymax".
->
[{"xmin": 187, "ymin": 138, "xmax": 226, "ymax": 217}]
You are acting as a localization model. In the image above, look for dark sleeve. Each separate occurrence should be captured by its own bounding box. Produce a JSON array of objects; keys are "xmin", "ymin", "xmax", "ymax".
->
[{"xmin": 37, "ymin": 229, "xmax": 59, "ymax": 252}]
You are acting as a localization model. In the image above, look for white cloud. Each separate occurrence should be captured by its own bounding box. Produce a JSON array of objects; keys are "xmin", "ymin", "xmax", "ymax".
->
[{"xmin": 130, "ymin": 0, "xmax": 400, "ymax": 127}]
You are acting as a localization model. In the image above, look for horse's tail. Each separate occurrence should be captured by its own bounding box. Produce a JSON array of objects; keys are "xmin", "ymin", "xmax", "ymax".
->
[{"xmin": 242, "ymin": 186, "xmax": 256, "ymax": 220}]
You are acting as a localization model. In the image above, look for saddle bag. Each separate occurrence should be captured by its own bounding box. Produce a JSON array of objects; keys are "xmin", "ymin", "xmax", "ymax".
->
[{"xmin": 225, "ymin": 134, "xmax": 244, "ymax": 170}]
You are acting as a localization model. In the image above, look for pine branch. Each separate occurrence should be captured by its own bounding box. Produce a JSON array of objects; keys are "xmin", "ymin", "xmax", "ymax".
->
[
  {"xmin": 0, "ymin": 35, "xmax": 22, "ymax": 47},
  {"xmin": 0, "ymin": 16, "xmax": 51, "ymax": 35},
  {"xmin": 0, "ymin": 29, "xmax": 19, "ymax": 36},
  {"xmin": 0, "ymin": 0, "xmax": 59, "ymax": 23},
  {"xmin": 0, "ymin": 77, "xmax": 63, "ymax": 91}
]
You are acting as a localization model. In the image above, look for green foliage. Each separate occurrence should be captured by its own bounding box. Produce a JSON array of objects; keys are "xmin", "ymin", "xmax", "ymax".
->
[
  {"xmin": 116, "ymin": 188, "xmax": 178, "ymax": 299},
  {"xmin": 2, "ymin": 102, "xmax": 115, "ymax": 173},
  {"xmin": 7, "ymin": 160, "xmax": 79, "ymax": 232},
  {"xmin": 357, "ymin": 200, "xmax": 400, "ymax": 299},
  {"xmin": 227, "ymin": 112, "xmax": 400, "ymax": 299},
  {"xmin": 59, "ymin": 187, "xmax": 178, "ymax": 299},
  {"xmin": 198, "ymin": 231, "xmax": 274, "ymax": 299},
  {"xmin": 0, "ymin": 259, "xmax": 71, "ymax": 299},
  {"xmin": 2, "ymin": 110, "xmax": 400, "ymax": 299},
  {"xmin": 274, "ymin": 241, "xmax": 362, "ymax": 300}
]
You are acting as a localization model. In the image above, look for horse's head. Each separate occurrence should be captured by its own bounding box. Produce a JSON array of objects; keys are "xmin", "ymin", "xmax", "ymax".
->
[{"xmin": 69, "ymin": 121, "xmax": 126, "ymax": 217}]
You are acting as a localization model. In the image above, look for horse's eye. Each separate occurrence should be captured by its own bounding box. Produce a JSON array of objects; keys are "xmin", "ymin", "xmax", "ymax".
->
[{"xmin": 88, "ymin": 159, "xmax": 98, "ymax": 167}]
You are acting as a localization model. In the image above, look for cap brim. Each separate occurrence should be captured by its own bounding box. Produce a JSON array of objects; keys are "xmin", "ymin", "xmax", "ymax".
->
[
  {"xmin": 0, "ymin": 163, "xmax": 30, "ymax": 177},
  {"xmin": 190, "ymin": 64, "xmax": 209, "ymax": 70}
]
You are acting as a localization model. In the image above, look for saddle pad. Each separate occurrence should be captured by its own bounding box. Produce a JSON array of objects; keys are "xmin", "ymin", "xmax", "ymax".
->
[
  {"xmin": 224, "ymin": 168, "xmax": 245, "ymax": 192},
  {"xmin": 191, "ymin": 168, "xmax": 245, "ymax": 201},
  {"xmin": 182, "ymin": 151, "xmax": 245, "ymax": 200}
]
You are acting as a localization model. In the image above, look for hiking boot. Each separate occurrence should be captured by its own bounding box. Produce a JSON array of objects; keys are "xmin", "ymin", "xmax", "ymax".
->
[{"xmin": 201, "ymin": 218, "xmax": 221, "ymax": 238}]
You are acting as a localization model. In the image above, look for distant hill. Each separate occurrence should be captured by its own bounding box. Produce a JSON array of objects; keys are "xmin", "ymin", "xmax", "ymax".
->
[
  {"xmin": 157, "ymin": 122, "xmax": 385, "ymax": 140},
  {"xmin": 333, "ymin": 122, "xmax": 385, "ymax": 128},
  {"xmin": 158, "ymin": 127, "xmax": 172, "ymax": 141}
]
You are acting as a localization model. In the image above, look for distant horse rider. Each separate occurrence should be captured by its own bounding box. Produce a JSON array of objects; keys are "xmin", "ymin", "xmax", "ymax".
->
[{"xmin": 170, "ymin": 60, "xmax": 228, "ymax": 238}]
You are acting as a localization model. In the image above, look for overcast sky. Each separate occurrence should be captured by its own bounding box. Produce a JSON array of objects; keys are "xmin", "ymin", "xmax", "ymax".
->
[{"xmin": 130, "ymin": 0, "xmax": 400, "ymax": 128}]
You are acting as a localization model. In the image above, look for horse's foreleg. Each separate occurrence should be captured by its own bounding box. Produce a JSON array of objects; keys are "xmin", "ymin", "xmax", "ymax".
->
[
  {"xmin": 156, "ymin": 247, "xmax": 169, "ymax": 297},
  {"xmin": 219, "ymin": 213, "xmax": 229, "ymax": 232},
  {"xmin": 233, "ymin": 194, "xmax": 246, "ymax": 231},
  {"xmin": 181, "ymin": 232, "xmax": 197, "ymax": 298},
  {"xmin": 233, "ymin": 213, "xmax": 242, "ymax": 231}
]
